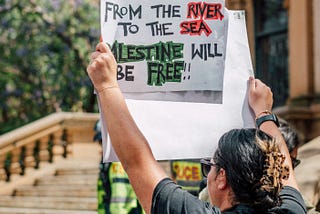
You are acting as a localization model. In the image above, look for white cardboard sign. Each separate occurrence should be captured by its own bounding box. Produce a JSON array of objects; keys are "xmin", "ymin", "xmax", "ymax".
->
[
  {"xmin": 100, "ymin": 9, "xmax": 255, "ymax": 162},
  {"xmin": 101, "ymin": 0, "xmax": 226, "ymax": 93}
]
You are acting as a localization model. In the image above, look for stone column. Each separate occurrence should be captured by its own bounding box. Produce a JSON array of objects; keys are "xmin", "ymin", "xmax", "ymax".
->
[
  {"xmin": 285, "ymin": 0, "xmax": 320, "ymax": 141},
  {"xmin": 288, "ymin": 0, "xmax": 314, "ymax": 101},
  {"xmin": 314, "ymin": 0, "xmax": 320, "ymax": 95},
  {"xmin": 312, "ymin": 0, "xmax": 320, "ymax": 138}
]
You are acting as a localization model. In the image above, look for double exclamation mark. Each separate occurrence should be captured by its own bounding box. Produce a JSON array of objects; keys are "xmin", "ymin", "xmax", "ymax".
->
[{"xmin": 183, "ymin": 62, "xmax": 191, "ymax": 80}]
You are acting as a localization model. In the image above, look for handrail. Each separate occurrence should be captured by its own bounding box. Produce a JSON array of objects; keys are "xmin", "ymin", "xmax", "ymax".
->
[{"xmin": 0, "ymin": 112, "xmax": 99, "ymax": 182}]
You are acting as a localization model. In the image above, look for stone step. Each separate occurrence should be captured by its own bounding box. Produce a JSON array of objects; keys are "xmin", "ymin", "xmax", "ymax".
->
[
  {"xmin": 55, "ymin": 168, "xmax": 99, "ymax": 176},
  {"xmin": 14, "ymin": 185, "xmax": 97, "ymax": 197},
  {"xmin": 0, "ymin": 207, "xmax": 97, "ymax": 214},
  {"xmin": 0, "ymin": 142, "xmax": 101, "ymax": 212},
  {"xmin": 0, "ymin": 196, "xmax": 97, "ymax": 210},
  {"xmin": 35, "ymin": 174, "xmax": 98, "ymax": 186}
]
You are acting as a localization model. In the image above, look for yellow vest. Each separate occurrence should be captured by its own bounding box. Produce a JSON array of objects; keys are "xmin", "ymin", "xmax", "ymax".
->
[
  {"xmin": 97, "ymin": 177, "xmax": 106, "ymax": 214},
  {"xmin": 170, "ymin": 160, "xmax": 203, "ymax": 194},
  {"xmin": 109, "ymin": 162, "xmax": 143, "ymax": 214}
]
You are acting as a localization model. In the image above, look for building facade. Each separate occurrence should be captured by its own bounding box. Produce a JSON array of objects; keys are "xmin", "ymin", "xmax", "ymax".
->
[{"xmin": 226, "ymin": 0, "xmax": 320, "ymax": 142}]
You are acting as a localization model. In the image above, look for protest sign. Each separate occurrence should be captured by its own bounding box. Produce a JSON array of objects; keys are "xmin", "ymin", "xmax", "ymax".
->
[
  {"xmin": 101, "ymin": 0, "xmax": 226, "ymax": 94},
  {"xmin": 99, "ymin": 7, "xmax": 255, "ymax": 161}
]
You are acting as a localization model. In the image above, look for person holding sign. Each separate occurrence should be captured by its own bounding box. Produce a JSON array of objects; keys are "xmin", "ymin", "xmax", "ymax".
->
[{"xmin": 87, "ymin": 42, "xmax": 306, "ymax": 213}]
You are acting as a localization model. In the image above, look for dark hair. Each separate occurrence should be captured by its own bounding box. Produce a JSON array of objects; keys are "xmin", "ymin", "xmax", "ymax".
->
[
  {"xmin": 278, "ymin": 118, "xmax": 300, "ymax": 153},
  {"xmin": 213, "ymin": 129, "xmax": 283, "ymax": 211}
]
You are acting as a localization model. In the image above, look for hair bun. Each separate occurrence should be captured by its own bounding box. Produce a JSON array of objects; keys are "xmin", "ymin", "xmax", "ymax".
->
[{"xmin": 260, "ymin": 151, "xmax": 289, "ymax": 194}]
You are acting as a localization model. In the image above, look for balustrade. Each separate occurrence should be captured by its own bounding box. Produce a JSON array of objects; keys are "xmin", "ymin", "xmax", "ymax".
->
[{"xmin": 0, "ymin": 112, "xmax": 99, "ymax": 182}]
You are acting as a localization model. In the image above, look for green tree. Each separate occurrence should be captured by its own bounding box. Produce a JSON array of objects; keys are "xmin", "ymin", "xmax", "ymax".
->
[{"xmin": 0, "ymin": 0, "xmax": 99, "ymax": 134}]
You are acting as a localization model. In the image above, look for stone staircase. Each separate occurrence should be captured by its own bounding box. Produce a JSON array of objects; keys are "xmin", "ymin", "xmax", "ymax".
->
[{"xmin": 0, "ymin": 142, "xmax": 101, "ymax": 214}]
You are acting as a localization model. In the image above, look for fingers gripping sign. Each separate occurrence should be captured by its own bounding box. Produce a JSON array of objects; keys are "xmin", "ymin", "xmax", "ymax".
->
[
  {"xmin": 87, "ymin": 42, "xmax": 119, "ymax": 94},
  {"xmin": 248, "ymin": 76, "xmax": 273, "ymax": 116}
]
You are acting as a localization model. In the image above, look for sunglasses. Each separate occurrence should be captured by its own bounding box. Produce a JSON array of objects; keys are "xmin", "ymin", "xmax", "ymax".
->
[
  {"xmin": 292, "ymin": 157, "xmax": 301, "ymax": 169},
  {"xmin": 200, "ymin": 158, "xmax": 217, "ymax": 177}
]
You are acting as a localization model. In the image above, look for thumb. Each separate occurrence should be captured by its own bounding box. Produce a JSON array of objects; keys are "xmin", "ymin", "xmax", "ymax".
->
[
  {"xmin": 96, "ymin": 42, "xmax": 110, "ymax": 53},
  {"xmin": 249, "ymin": 76, "xmax": 256, "ymax": 92}
]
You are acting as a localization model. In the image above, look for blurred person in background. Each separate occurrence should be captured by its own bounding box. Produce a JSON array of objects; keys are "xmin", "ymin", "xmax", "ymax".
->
[
  {"xmin": 94, "ymin": 120, "xmax": 144, "ymax": 214},
  {"xmin": 278, "ymin": 118, "xmax": 319, "ymax": 214},
  {"xmin": 170, "ymin": 159, "xmax": 203, "ymax": 196}
]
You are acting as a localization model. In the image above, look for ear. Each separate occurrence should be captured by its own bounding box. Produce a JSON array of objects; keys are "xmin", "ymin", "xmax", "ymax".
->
[{"xmin": 216, "ymin": 168, "xmax": 228, "ymax": 190}]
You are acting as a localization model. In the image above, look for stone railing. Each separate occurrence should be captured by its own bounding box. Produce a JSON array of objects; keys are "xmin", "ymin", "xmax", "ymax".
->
[{"xmin": 0, "ymin": 112, "xmax": 99, "ymax": 182}]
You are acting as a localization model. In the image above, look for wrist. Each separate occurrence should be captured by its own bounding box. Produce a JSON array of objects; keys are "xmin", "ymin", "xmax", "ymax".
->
[
  {"xmin": 255, "ymin": 110, "xmax": 280, "ymax": 128},
  {"xmin": 255, "ymin": 110, "xmax": 272, "ymax": 119}
]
